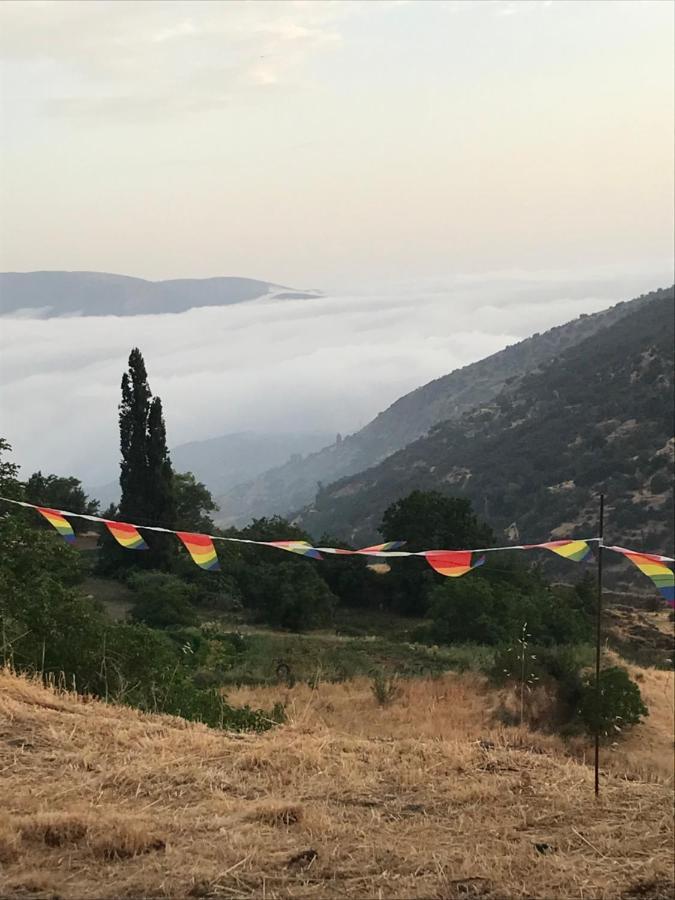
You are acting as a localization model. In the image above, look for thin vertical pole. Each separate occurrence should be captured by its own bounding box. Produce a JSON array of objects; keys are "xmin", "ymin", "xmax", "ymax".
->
[{"xmin": 594, "ymin": 493, "xmax": 605, "ymax": 797}]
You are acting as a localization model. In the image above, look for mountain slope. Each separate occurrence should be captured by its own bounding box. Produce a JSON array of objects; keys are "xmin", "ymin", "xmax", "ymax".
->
[
  {"xmin": 89, "ymin": 430, "xmax": 335, "ymax": 508},
  {"xmin": 297, "ymin": 290, "xmax": 674, "ymax": 549},
  {"xmin": 0, "ymin": 271, "xmax": 320, "ymax": 317},
  {"xmin": 215, "ymin": 288, "xmax": 666, "ymax": 525}
]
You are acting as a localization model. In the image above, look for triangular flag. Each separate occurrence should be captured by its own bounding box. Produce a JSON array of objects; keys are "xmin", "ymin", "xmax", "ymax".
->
[
  {"xmin": 524, "ymin": 540, "xmax": 591, "ymax": 562},
  {"xmin": 424, "ymin": 550, "xmax": 485, "ymax": 577},
  {"xmin": 176, "ymin": 532, "xmax": 220, "ymax": 571},
  {"xmin": 263, "ymin": 540, "xmax": 322, "ymax": 560},
  {"xmin": 614, "ymin": 548, "xmax": 674, "ymax": 607},
  {"xmin": 104, "ymin": 520, "xmax": 148, "ymax": 550},
  {"xmin": 36, "ymin": 507, "xmax": 75, "ymax": 544}
]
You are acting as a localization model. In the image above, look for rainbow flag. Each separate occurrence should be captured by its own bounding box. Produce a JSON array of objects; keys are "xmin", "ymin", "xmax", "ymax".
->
[
  {"xmin": 321, "ymin": 541, "xmax": 407, "ymax": 556},
  {"xmin": 264, "ymin": 540, "xmax": 322, "ymax": 560},
  {"xmin": 177, "ymin": 532, "xmax": 220, "ymax": 571},
  {"xmin": 619, "ymin": 549, "xmax": 674, "ymax": 607},
  {"xmin": 36, "ymin": 507, "xmax": 76, "ymax": 544},
  {"xmin": 104, "ymin": 520, "xmax": 148, "ymax": 550},
  {"xmin": 355, "ymin": 541, "xmax": 406, "ymax": 554},
  {"xmin": 424, "ymin": 550, "xmax": 485, "ymax": 577},
  {"xmin": 526, "ymin": 540, "xmax": 592, "ymax": 562}
]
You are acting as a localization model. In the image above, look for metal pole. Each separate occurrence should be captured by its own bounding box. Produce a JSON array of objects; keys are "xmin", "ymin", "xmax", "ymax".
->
[{"xmin": 594, "ymin": 493, "xmax": 605, "ymax": 797}]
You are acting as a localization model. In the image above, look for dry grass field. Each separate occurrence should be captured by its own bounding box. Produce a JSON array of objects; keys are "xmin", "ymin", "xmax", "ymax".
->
[{"xmin": 1, "ymin": 665, "xmax": 673, "ymax": 899}]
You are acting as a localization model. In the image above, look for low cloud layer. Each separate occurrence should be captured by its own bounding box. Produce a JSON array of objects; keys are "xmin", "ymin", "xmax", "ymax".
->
[{"xmin": 1, "ymin": 270, "xmax": 665, "ymax": 488}]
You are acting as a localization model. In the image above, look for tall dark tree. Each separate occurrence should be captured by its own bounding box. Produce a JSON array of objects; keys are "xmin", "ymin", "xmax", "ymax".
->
[
  {"xmin": 100, "ymin": 349, "xmax": 175, "ymax": 572},
  {"xmin": 119, "ymin": 348, "xmax": 152, "ymax": 522},
  {"xmin": 146, "ymin": 396, "xmax": 175, "ymax": 528}
]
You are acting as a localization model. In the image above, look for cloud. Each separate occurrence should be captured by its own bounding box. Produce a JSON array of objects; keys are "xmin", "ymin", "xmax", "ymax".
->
[
  {"xmin": 0, "ymin": 273, "xmax": 646, "ymax": 486},
  {"xmin": 0, "ymin": 0, "xmax": 351, "ymax": 120}
]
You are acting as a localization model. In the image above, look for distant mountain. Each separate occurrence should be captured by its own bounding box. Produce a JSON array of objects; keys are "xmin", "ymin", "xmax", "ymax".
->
[
  {"xmin": 170, "ymin": 431, "xmax": 335, "ymax": 499},
  {"xmin": 0, "ymin": 271, "xmax": 321, "ymax": 317},
  {"xmin": 89, "ymin": 430, "xmax": 334, "ymax": 510},
  {"xmin": 297, "ymin": 289, "xmax": 674, "ymax": 549},
  {"xmin": 215, "ymin": 288, "xmax": 663, "ymax": 525}
]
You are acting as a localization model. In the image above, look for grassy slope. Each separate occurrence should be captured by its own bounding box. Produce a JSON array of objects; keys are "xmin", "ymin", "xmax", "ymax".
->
[{"xmin": 1, "ymin": 666, "xmax": 672, "ymax": 899}]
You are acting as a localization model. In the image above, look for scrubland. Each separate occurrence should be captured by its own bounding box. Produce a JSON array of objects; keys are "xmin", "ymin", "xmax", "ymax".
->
[{"xmin": 1, "ymin": 665, "xmax": 672, "ymax": 899}]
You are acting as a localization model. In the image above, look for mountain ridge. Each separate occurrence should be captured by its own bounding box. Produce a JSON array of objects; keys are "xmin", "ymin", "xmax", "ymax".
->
[
  {"xmin": 88, "ymin": 430, "xmax": 335, "ymax": 508},
  {"xmin": 215, "ymin": 288, "xmax": 666, "ymax": 525},
  {"xmin": 0, "ymin": 271, "xmax": 321, "ymax": 317},
  {"xmin": 296, "ymin": 288, "xmax": 675, "ymax": 550}
]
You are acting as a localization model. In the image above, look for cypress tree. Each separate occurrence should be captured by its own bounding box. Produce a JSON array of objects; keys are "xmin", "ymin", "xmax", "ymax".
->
[
  {"xmin": 119, "ymin": 348, "xmax": 152, "ymax": 522},
  {"xmin": 99, "ymin": 348, "xmax": 175, "ymax": 572}
]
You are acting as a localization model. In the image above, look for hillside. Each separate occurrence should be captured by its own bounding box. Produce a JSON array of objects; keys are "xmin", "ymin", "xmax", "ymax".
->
[
  {"xmin": 215, "ymin": 288, "xmax": 665, "ymax": 526},
  {"xmin": 89, "ymin": 430, "xmax": 334, "ymax": 508},
  {"xmin": 298, "ymin": 290, "xmax": 674, "ymax": 551},
  {"xmin": 0, "ymin": 271, "xmax": 321, "ymax": 317},
  {"xmin": 1, "ymin": 666, "xmax": 672, "ymax": 899}
]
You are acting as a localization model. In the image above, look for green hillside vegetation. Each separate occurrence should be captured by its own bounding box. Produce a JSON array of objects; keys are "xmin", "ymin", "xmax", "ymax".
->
[
  {"xmin": 299, "ymin": 290, "xmax": 674, "ymax": 567},
  {"xmin": 215, "ymin": 288, "xmax": 666, "ymax": 525}
]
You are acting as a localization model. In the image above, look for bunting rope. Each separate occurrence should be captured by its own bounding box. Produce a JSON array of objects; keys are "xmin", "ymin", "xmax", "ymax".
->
[{"xmin": 0, "ymin": 496, "xmax": 672, "ymax": 603}]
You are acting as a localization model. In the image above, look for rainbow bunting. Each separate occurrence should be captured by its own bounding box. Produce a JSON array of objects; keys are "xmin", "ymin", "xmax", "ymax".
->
[
  {"xmin": 36, "ymin": 507, "xmax": 76, "ymax": 544},
  {"xmin": 264, "ymin": 540, "xmax": 322, "ymax": 560},
  {"xmin": 320, "ymin": 541, "xmax": 407, "ymax": 556},
  {"xmin": 104, "ymin": 520, "xmax": 148, "ymax": 550},
  {"xmin": 424, "ymin": 550, "xmax": 485, "ymax": 577},
  {"xmin": 177, "ymin": 532, "xmax": 220, "ymax": 571},
  {"xmin": 617, "ymin": 549, "xmax": 675, "ymax": 607},
  {"xmin": 355, "ymin": 541, "xmax": 406, "ymax": 554},
  {"xmin": 525, "ymin": 540, "xmax": 592, "ymax": 562}
]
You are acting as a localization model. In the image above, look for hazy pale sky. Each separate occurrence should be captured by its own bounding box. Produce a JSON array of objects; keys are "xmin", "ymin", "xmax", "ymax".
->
[{"xmin": 1, "ymin": 0, "xmax": 673, "ymax": 290}]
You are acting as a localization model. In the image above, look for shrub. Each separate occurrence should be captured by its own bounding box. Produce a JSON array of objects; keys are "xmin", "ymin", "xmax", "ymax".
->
[
  {"xmin": 370, "ymin": 670, "xmax": 402, "ymax": 706},
  {"xmin": 237, "ymin": 562, "xmax": 337, "ymax": 631},
  {"xmin": 128, "ymin": 572, "xmax": 198, "ymax": 629},
  {"xmin": 576, "ymin": 666, "xmax": 649, "ymax": 736}
]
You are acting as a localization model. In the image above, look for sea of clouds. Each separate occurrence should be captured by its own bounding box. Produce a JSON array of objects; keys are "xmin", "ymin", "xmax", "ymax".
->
[{"xmin": 0, "ymin": 271, "xmax": 666, "ymax": 487}]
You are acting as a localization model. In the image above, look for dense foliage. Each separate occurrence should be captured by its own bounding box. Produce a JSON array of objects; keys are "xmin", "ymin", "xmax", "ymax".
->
[
  {"xmin": 576, "ymin": 666, "xmax": 649, "ymax": 737},
  {"xmin": 0, "ymin": 441, "xmax": 282, "ymax": 732}
]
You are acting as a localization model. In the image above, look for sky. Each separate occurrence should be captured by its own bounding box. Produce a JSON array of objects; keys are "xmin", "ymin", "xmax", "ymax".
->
[
  {"xmin": 0, "ymin": 0, "xmax": 672, "ymax": 289},
  {"xmin": 0, "ymin": 1, "xmax": 673, "ymax": 487}
]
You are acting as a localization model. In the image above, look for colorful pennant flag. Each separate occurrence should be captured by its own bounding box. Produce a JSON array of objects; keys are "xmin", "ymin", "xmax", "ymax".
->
[
  {"xmin": 263, "ymin": 540, "xmax": 322, "ymax": 560},
  {"xmin": 318, "ymin": 541, "xmax": 407, "ymax": 556},
  {"xmin": 424, "ymin": 550, "xmax": 486, "ymax": 577},
  {"xmin": 356, "ymin": 541, "xmax": 406, "ymax": 554},
  {"xmin": 616, "ymin": 549, "xmax": 675, "ymax": 607},
  {"xmin": 104, "ymin": 520, "xmax": 148, "ymax": 550},
  {"xmin": 36, "ymin": 507, "xmax": 76, "ymax": 544},
  {"xmin": 525, "ymin": 540, "xmax": 592, "ymax": 562},
  {"xmin": 177, "ymin": 531, "xmax": 220, "ymax": 571}
]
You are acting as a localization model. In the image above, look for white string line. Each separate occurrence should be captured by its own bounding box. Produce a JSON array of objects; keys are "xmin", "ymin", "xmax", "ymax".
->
[{"xmin": 4, "ymin": 494, "xmax": 671, "ymax": 562}]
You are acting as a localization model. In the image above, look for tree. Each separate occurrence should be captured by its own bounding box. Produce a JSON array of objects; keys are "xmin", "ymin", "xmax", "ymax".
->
[
  {"xmin": 381, "ymin": 490, "xmax": 495, "ymax": 551},
  {"xmin": 24, "ymin": 472, "xmax": 99, "ymax": 533},
  {"xmin": 236, "ymin": 561, "xmax": 336, "ymax": 631},
  {"xmin": 119, "ymin": 348, "xmax": 152, "ymax": 522},
  {"xmin": 174, "ymin": 472, "xmax": 217, "ymax": 533},
  {"xmin": 0, "ymin": 439, "xmax": 23, "ymax": 500},
  {"xmin": 100, "ymin": 349, "xmax": 176, "ymax": 572},
  {"xmin": 379, "ymin": 491, "xmax": 495, "ymax": 615},
  {"xmin": 577, "ymin": 667, "xmax": 648, "ymax": 737},
  {"xmin": 128, "ymin": 572, "xmax": 198, "ymax": 629}
]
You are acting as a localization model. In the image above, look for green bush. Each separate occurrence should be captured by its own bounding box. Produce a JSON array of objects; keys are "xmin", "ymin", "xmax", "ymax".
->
[
  {"xmin": 237, "ymin": 561, "xmax": 337, "ymax": 631},
  {"xmin": 128, "ymin": 571, "xmax": 198, "ymax": 628},
  {"xmin": 576, "ymin": 666, "xmax": 649, "ymax": 736}
]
